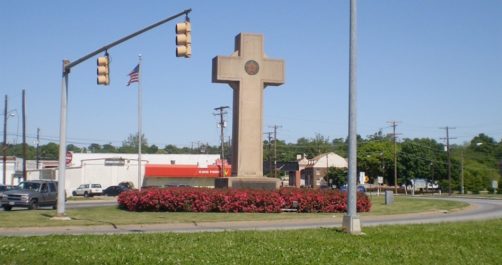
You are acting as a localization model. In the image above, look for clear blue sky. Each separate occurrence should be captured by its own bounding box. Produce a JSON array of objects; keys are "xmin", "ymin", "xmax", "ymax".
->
[{"xmin": 1, "ymin": 0, "xmax": 501, "ymax": 149}]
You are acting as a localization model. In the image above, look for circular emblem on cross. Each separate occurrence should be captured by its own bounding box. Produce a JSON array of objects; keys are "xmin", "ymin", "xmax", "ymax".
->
[{"xmin": 244, "ymin": 60, "xmax": 259, "ymax": 75}]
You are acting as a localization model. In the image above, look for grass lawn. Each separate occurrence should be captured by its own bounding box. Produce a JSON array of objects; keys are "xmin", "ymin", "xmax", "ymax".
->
[
  {"xmin": 0, "ymin": 219, "xmax": 500, "ymax": 265},
  {"xmin": 0, "ymin": 196, "xmax": 468, "ymax": 228}
]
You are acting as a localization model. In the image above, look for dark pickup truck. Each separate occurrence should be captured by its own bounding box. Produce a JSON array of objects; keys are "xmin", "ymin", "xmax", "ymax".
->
[{"xmin": 1, "ymin": 180, "xmax": 59, "ymax": 211}]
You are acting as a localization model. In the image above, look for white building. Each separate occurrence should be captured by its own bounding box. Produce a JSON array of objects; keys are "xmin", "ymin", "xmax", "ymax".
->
[
  {"xmin": 299, "ymin": 152, "xmax": 348, "ymax": 188},
  {"xmin": 27, "ymin": 153, "xmax": 221, "ymax": 196},
  {"xmin": 0, "ymin": 156, "xmax": 22, "ymax": 185}
]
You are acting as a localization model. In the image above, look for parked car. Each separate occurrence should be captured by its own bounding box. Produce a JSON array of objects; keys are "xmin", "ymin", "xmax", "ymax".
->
[
  {"xmin": 0, "ymin": 184, "xmax": 17, "ymax": 195},
  {"xmin": 102, "ymin": 185, "xmax": 128, "ymax": 196},
  {"xmin": 72, "ymin": 183, "xmax": 103, "ymax": 197},
  {"xmin": 339, "ymin": 184, "xmax": 366, "ymax": 193},
  {"xmin": 118, "ymin": 181, "xmax": 134, "ymax": 189},
  {"xmin": 1, "ymin": 180, "xmax": 59, "ymax": 211}
]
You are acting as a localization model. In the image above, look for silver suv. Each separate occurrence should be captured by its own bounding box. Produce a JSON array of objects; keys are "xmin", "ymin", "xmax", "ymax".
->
[
  {"xmin": 72, "ymin": 183, "xmax": 102, "ymax": 197},
  {"xmin": 1, "ymin": 180, "xmax": 58, "ymax": 211}
]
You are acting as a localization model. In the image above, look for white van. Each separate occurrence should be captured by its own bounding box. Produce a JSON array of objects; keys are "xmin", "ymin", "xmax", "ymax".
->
[{"xmin": 72, "ymin": 183, "xmax": 103, "ymax": 197}]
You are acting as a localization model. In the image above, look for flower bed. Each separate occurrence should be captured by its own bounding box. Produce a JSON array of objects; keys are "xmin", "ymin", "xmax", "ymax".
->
[{"xmin": 118, "ymin": 187, "xmax": 371, "ymax": 213}]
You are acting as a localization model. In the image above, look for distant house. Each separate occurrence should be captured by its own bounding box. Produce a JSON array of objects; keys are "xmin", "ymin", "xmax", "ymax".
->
[{"xmin": 299, "ymin": 152, "xmax": 348, "ymax": 188}]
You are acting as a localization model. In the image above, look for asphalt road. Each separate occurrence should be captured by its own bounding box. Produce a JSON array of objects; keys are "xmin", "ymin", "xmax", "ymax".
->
[
  {"xmin": 0, "ymin": 196, "xmax": 118, "ymax": 211},
  {"xmin": 0, "ymin": 197, "xmax": 501, "ymax": 236}
]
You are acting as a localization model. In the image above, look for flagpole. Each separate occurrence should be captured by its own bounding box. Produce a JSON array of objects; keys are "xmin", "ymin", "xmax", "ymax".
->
[{"xmin": 137, "ymin": 54, "xmax": 142, "ymax": 191}]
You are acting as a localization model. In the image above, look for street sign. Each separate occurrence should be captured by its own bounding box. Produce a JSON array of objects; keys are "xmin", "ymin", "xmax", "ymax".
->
[
  {"xmin": 377, "ymin": 176, "xmax": 383, "ymax": 184},
  {"xmin": 65, "ymin": 151, "xmax": 73, "ymax": 165},
  {"xmin": 359, "ymin": 172, "xmax": 365, "ymax": 184},
  {"xmin": 492, "ymin": 180, "xmax": 498, "ymax": 189},
  {"xmin": 105, "ymin": 158, "xmax": 125, "ymax": 166}
]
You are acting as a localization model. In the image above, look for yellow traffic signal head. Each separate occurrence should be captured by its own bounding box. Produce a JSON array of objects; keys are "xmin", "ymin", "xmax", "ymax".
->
[
  {"xmin": 175, "ymin": 22, "xmax": 191, "ymax": 35},
  {"xmin": 96, "ymin": 56, "xmax": 110, "ymax": 85},
  {"xmin": 175, "ymin": 21, "xmax": 191, "ymax": 58}
]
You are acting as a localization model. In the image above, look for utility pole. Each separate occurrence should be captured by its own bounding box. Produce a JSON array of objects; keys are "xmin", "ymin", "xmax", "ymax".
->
[
  {"xmin": 264, "ymin": 131, "xmax": 273, "ymax": 176},
  {"xmin": 2, "ymin": 95, "xmax": 7, "ymax": 185},
  {"xmin": 387, "ymin": 121, "xmax": 401, "ymax": 193},
  {"xmin": 214, "ymin": 106, "xmax": 229, "ymax": 177},
  {"xmin": 36, "ymin": 128, "xmax": 40, "ymax": 170},
  {"xmin": 441, "ymin": 126, "xmax": 456, "ymax": 196},
  {"xmin": 22, "ymin": 89, "xmax": 27, "ymax": 182},
  {"xmin": 269, "ymin": 125, "xmax": 281, "ymax": 179}
]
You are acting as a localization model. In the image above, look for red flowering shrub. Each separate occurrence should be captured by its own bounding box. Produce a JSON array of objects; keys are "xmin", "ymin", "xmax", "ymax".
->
[
  {"xmin": 118, "ymin": 187, "xmax": 371, "ymax": 213},
  {"xmin": 278, "ymin": 188, "xmax": 370, "ymax": 213}
]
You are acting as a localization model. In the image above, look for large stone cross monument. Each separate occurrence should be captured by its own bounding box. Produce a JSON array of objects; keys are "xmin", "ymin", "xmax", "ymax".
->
[{"xmin": 212, "ymin": 33, "xmax": 285, "ymax": 189}]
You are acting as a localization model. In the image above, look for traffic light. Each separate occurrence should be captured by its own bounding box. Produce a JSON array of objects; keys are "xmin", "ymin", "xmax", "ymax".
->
[
  {"xmin": 97, "ymin": 55, "xmax": 110, "ymax": 85},
  {"xmin": 175, "ymin": 21, "xmax": 191, "ymax": 58}
]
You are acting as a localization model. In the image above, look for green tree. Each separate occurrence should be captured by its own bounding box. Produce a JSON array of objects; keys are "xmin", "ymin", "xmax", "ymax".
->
[
  {"xmin": 332, "ymin": 138, "xmax": 348, "ymax": 158},
  {"xmin": 119, "ymin": 133, "xmax": 148, "ymax": 153},
  {"xmin": 148, "ymin": 144, "xmax": 159, "ymax": 154},
  {"xmin": 358, "ymin": 139, "xmax": 393, "ymax": 183},
  {"xmin": 40, "ymin": 143, "xmax": 59, "ymax": 160},
  {"xmin": 463, "ymin": 160, "xmax": 497, "ymax": 193},
  {"xmin": 88, "ymin": 143, "xmax": 102, "ymax": 153},
  {"xmin": 398, "ymin": 138, "xmax": 447, "ymax": 184},
  {"xmin": 326, "ymin": 167, "xmax": 347, "ymax": 188},
  {"xmin": 67, "ymin": 144, "xmax": 82, "ymax": 153},
  {"xmin": 293, "ymin": 134, "xmax": 332, "ymax": 159},
  {"xmin": 6, "ymin": 143, "xmax": 36, "ymax": 159},
  {"xmin": 460, "ymin": 134, "xmax": 502, "ymax": 192},
  {"xmin": 102, "ymin": 143, "xmax": 116, "ymax": 153},
  {"xmin": 164, "ymin": 144, "xmax": 181, "ymax": 154}
]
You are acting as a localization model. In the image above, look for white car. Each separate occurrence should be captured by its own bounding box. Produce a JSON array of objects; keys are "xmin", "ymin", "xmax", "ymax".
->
[{"xmin": 72, "ymin": 184, "xmax": 103, "ymax": 197}]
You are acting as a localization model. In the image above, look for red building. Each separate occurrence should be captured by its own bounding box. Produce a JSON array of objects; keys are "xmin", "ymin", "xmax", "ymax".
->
[{"xmin": 144, "ymin": 161, "xmax": 231, "ymax": 187}]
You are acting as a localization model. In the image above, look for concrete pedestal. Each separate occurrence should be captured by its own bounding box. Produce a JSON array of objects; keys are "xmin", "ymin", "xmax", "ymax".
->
[
  {"xmin": 51, "ymin": 216, "xmax": 72, "ymax": 221},
  {"xmin": 385, "ymin": 190, "xmax": 394, "ymax": 205},
  {"xmin": 215, "ymin": 177, "xmax": 280, "ymax": 190},
  {"xmin": 342, "ymin": 215, "xmax": 362, "ymax": 234}
]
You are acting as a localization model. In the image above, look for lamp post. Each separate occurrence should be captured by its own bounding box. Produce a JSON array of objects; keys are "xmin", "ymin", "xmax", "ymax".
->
[
  {"xmin": 342, "ymin": 0, "xmax": 362, "ymax": 234},
  {"xmin": 2, "ymin": 106, "xmax": 16, "ymax": 185}
]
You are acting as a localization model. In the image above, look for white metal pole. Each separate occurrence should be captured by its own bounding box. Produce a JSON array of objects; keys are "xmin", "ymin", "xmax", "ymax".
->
[
  {"xmin": 3, "ymin": 95, "xmax": 7, "ymax": 185},
  {"xmin": 57, "ymin": 60, "xmax": 69, "ymax": 217},
  {"xmin": 137, "ymin": 55, "xmax": 142, "ymax": 190},
  {"xmin": 342, "ymin": 0, "xmax": 362, "ymax": 234}
]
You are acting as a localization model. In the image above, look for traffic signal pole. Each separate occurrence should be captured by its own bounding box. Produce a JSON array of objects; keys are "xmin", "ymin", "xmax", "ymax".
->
[{"xmin": 55, "ymin": 8, "xmax": 192, "ymax": 218}]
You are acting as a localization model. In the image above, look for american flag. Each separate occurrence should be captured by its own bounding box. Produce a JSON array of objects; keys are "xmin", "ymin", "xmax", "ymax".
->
[{"xmin": 127, "ymin": 64, "xmax": 140, "ymax": 86}]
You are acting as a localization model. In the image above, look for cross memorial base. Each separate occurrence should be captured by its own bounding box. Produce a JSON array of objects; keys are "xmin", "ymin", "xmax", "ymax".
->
[{"xmin": 215, "ymin": 177, "xmax": 280, "ymax": 190}]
